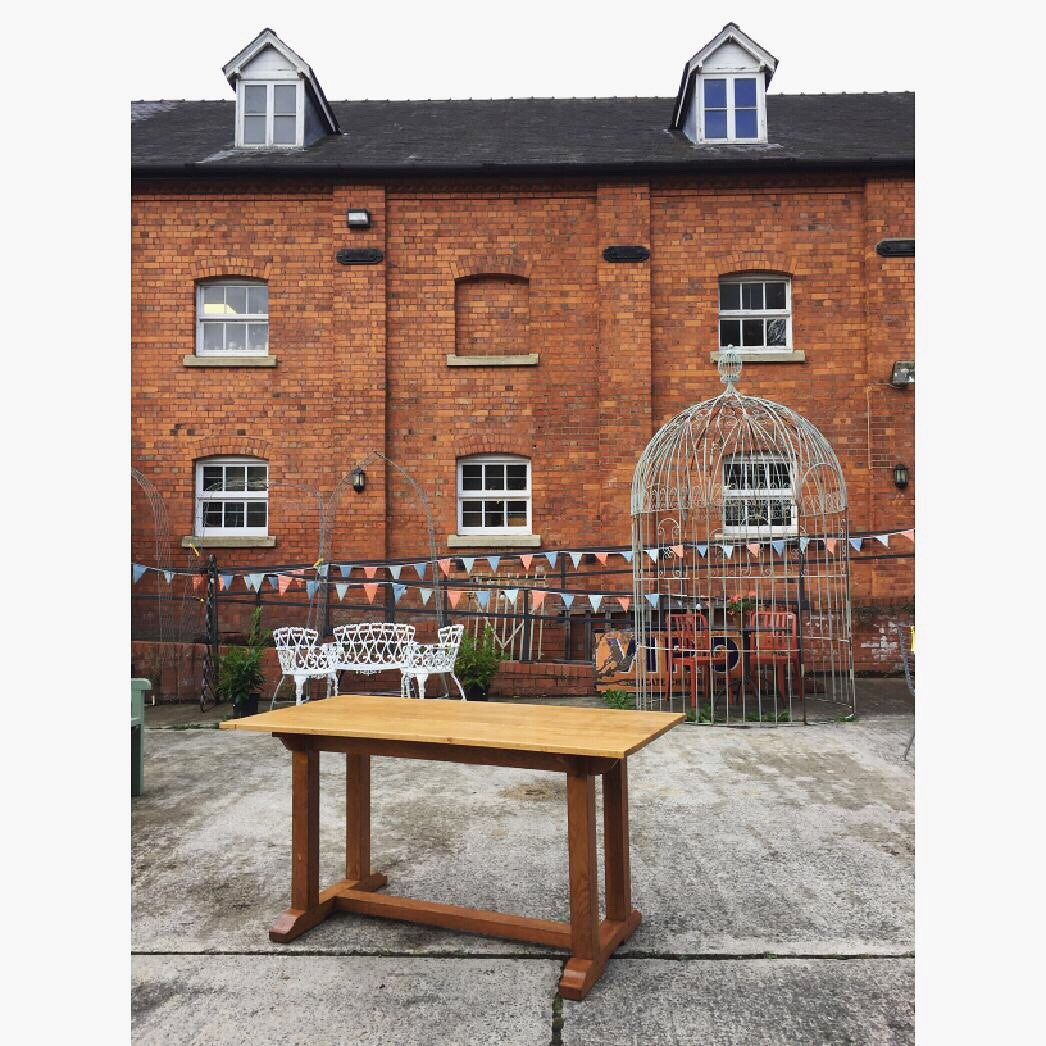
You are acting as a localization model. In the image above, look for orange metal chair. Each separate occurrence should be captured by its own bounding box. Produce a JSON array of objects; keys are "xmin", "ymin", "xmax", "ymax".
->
[
  {"xmin": 748, "ymin": 609, "xmax": 799, "ymax": 699},
  {"xmin": 666, "ymin": 612, "xmax": 717, "ymax": 708}
]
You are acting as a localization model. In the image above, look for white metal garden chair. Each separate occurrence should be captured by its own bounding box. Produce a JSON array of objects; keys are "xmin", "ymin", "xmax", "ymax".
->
[
  {"xmin": 329, "ymin": 623, "xmax": 416, "ymax": 694},
  {"xmin": 271, "ymin": 627, "xmax": 337, "ymax": 708},
  {"xmin": 400, "ymin": 625, "xmax": 466, "ymax": 700}
]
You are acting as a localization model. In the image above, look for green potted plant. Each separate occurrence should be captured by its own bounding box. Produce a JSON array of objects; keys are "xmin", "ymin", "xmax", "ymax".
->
[
  {"xmin": 217, "ymin": 607, "xmax": 268, "ymax": 717},
  {"xmin": 454, "ymin": 625, "xmax": 502, "ymax": 701}
]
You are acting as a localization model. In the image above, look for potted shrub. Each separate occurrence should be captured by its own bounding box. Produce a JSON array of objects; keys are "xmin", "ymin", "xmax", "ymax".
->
[
  {"xmin": 217, "ymin": 607, "xmax": 267, "ymax": 717},
  {"xmin": 454, "ymin": 625, "xmax": 502, "ymax": 701}
]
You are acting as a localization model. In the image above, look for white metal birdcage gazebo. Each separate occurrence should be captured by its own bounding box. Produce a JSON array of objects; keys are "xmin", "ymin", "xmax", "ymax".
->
[{"xmin": 631, "ymin": 353, "xmax": 855, "ymax": 723}]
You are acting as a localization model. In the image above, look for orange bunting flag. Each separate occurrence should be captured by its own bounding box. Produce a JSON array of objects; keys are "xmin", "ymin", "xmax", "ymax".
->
[
  {"xmin": 363, "ymin": 566, "xmax": 378, "ymax": 579},
  {"xmin": 363, "ymin": 583, "xmax": 379, "ymax": 603},
  {"xmin": 520, "ymin": 554, "xmax": 533, "ymax": 570},
  {"xmin": 747, "ymin": 543, "xmax": 761, "ymax": 557},
  {"xmin": 824, "ymin": 538, "xmax": 837, "ymax": 554},
  {"xmin": 900, "ymin": 529, "xmax": 915, "ymax": 542},
  {"xmin": 438, "ymin": 558, "xmax": 453, "ymax": 577},
  {"xmin": 446, "ymin": 588, "xmax": 464, "ymax": 609},
  {"xmin": 277, "ymin": 575, "xmax": 292, "ymax": 594},
  {"xmin": 618, "ymin": 596, "xmax": 631, "ymax": 612},
  {"xmin": 531, "ymin": 590, "xmax": 548, "ymax": 610},
  {"xmin": 671, "ymin": 544, "xmax": 684, "ymax": 558},
  {"xmin": 594, "ymin": 552, "xmax": 608, "ymax": 564},
  {"xmin": 192, "ymin": 575, "xmax": 203, "ymax": 592}
]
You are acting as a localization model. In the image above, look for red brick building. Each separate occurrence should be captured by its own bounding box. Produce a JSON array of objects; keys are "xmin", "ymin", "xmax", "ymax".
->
[{"xmin": 131, "ymin": 25, "xmax": 913, "ymax": 687}]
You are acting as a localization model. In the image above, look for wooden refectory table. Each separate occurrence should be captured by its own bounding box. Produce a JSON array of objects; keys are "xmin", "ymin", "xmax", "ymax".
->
[{"xmin": 221, "ymin": 695, "xmax": 682, "ymax": 1000}]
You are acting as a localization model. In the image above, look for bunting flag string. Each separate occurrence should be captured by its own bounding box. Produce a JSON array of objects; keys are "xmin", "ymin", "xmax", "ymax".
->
[
  {"xmin": 131, "ymin": 527, "xmax": 915, "ymax": 601},
  {"xmin": 447, "ymin": 588, "xmax": 464, "ymax": 609},
  {"xmin": 561, "ymin": 593, "xmax": 575, "ymax": 608},
  {"xmin": 589, "ymin": 594, "xmax": 603, "ymax": 611},
  {"xmin": 419, "ymin": 587, "xmax": 432, "ymax": 605},
  {"xmin": 618, "ymin": 596, "xmax": 631, "ymax": 612},
  {"xmin": 531, "ymin": 590, "xmax": 547, "ymax": 610},
  {"xmin": 363, "ymin": 583, "xmax": 379, "ymax": 604},
  {"xmin": 476, "ymin": 590, "xmax": 490, "ymax": 611},
  {"xmin": 335, "ymin": 583, "xmax": 348, "ymax": 601},
  {"xmin": 645, "ymin": 593, "xmax": 660, "ymax": 608},
  {"xmin": 393, "ymin": 584, "xmax": 406, "ymax": 603}
]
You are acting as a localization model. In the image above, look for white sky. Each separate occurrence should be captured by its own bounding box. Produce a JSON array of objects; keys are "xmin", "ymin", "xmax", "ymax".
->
[{"xmin": 128, "ymin": 0, "xmax": 919, "ymax": 101}]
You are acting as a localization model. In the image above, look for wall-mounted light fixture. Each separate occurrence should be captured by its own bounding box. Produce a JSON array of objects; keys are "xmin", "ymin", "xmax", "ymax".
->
[
  {"xmin": 893, "ymin": 464, "xmax": 909, "ymax": 490},
  {"xmin": 352, "ymin": 467, "xmax": 366, "ymax": 493},
  {"xmin": 890, "ymin": 360, "xmax": 915, "ymax": 388},
  {"xmin": 346, "ymin": 209, "xmax": 372, "ymax": 228}
]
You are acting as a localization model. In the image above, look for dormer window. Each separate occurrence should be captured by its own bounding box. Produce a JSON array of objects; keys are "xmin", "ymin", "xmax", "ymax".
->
[
  {"xmin": 672, "ymin": 23, "xmax": 777, "ymax": 146},
  {"xmin": 224, "ymin": 28, "xmax": 340, "ymax": 150},
  {"xmin": 702, "ymin": 76, "xmax": 760, "ymax": 140},
  {"xmin": 240, "ymin": 82, "xmax": 301, "ymax": 146}
]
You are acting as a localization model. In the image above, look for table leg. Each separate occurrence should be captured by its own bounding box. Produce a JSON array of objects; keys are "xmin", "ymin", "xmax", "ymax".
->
[
  {"xmin": 270, "ymin": 746, "xmax": 325, "ymax": 942},
  {"xmin": 346, "ymin": 753, "xmax": 388, "ymax": 892},
  {"xmin": 561, "ymin": 766, "xmax": 602, "ymax": 1000},
  {"xmin": 603, "ymin": 759, "xmax": 632, "ymax": 922}
]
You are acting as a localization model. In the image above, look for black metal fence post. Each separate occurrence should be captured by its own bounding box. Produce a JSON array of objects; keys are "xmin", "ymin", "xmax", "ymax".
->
[
  {"xmin": 521, "ymin": 588, "xmax": 532, "ymax": 661},
  {"xmin": 201, "ymin": 554, "xmax": 220, "ymax": 709}
]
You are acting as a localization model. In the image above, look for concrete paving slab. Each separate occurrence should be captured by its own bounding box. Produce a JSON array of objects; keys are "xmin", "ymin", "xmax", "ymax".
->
[
  {"xmin": 133, "ymin": 711, "xmax": 911, "ymax": 958},
  {"xmin": 132, "ymin": 955, "xmax": 559, "ymax": 1046},
  {"xmin": 561, "ymin": 958, "xmax": 914, "ymax": 1045}
]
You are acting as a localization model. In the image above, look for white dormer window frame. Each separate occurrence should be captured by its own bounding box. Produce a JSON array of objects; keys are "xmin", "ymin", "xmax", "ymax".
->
[
  {"xmin": 235, "ymin": 79, "xmax": 304, "ymax": 148},
  {"xmin": 697, "ymin": 73, "xmax": 767, "ymax": 143}
]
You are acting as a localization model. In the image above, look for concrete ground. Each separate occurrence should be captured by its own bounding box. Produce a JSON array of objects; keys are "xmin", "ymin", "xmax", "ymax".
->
[{"xmin": 133, "ymin": 681, "xmax": 914, "ymax": 1044}]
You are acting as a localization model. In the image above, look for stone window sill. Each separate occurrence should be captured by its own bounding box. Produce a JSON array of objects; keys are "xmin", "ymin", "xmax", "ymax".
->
[
  {"xmin": 446, "ymin": 354, "xmax": 539, "ymax": 367},
  {"xmin": 709, "ymin": 350, "xmax": 805, "ymax": 364},
  {"xmin": 181, "ymin": 536, "xmax": 277, "ymax": 549},
  {"xmin": 446, "ymin": 534, "xmax": 542, "ymax": 549},
  {"xmin": 182, "ymin": 355, "xmax": 278, "ymax": 368}
]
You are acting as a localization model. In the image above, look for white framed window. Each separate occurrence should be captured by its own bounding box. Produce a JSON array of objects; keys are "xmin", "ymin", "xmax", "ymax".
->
[
  {"xmin": 718, "ymin": 275, "xmax": 791, "ymax": 352},
  {"xmin": 700, "ymin": 75, "xmax": 764, "ymax": 141},
  {"xmin": 195, "ymin": 458, "xmax": 269, "ymax": 536},
  {"xmin": 196, "ymin": 280, "xmax": 269, "ymax": 356},
  {"xmin": 237, "ymin": 81, "xmax": 302, "ymax": 147},
  {"xmin": 722, "ymin": 454, "xmax": 797, "ymax": 536},
  {"xmin": 457, "ymin": 456, "xmax": 531, "ymax": 535}
]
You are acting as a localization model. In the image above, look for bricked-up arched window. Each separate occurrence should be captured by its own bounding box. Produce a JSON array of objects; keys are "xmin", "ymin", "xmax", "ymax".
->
[
  {"xmin": 195, "ymin": 457, "xmax": 269, "ymax": 536},
  {"xmin": 718, "ymin": 274, "xmax": 791, "ymax": 352},
  {"xmin": 457, "ymin": 456, "xmax": 531, "ymax": 535},
  {"xmin": 196, "ymin": 279, "xmax": 269, "ymax": 356},
  {"xmin": 454, "ymin": 275, "xmax": 529, "ymax": 357}
]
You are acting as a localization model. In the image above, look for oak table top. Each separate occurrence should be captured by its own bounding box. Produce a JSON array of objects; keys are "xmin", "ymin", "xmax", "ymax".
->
[{"xmin": 220, "ymin": 694, "xmax": 682, "ymax": 759}]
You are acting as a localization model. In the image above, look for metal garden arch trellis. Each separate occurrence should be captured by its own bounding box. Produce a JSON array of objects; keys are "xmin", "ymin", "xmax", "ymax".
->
[{"xmin": 631, "ymin": 353, "xmax": 856, "ymax": 723}]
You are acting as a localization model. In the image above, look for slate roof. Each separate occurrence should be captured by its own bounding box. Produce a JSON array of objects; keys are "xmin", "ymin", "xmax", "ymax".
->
[{"xmin": 131, "ymin": 93, "xmax": 913, "ymax": 177}]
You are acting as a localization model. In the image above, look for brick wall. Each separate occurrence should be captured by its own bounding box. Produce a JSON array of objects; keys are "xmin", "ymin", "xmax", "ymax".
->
[{"xmin": 132, "ymin": 169, "xmax": 914, "ymax": 676}]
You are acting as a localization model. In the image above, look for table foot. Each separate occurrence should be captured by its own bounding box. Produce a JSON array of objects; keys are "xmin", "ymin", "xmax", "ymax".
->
[
  {"xmin": 268, "ymin": 870, "xmax": 388, "ymax": 943},
  {"xmin": 559, "ymin": 909, "xmax": 641, "ymax": 1001}
]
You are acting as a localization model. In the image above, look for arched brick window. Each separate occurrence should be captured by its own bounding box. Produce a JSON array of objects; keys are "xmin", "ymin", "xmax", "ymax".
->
[
  {"xmin": 194, "ymin": 456, "xmax": 269, "ymax": 536},
  {"xmin": 454, "ymin": 274, "xmax": 529, "ymax": 358},
  {"xmin": 457, "ymin": 455, "xmax": 531, "ymax": 535},
  {"xmin": 195, "ymin": 278, "xmax": 269, "ymax": 356}
]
